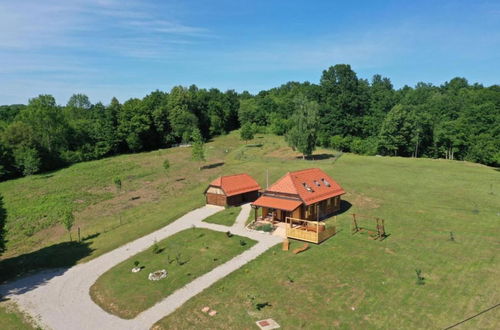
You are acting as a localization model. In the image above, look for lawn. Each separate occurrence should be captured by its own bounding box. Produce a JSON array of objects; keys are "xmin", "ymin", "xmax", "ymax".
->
[
  {"xmin": 203, "ymin": 206, "xmax": 241, "ymax": 226},
  {"xmin": 0, "ymin": 302, "xmax": 34, "ymax": 330},
  {"xmin": 89, "ymin": 228, "xmax": 256, "ymax": 319},
  {"xmin": 151, "ymin": 147, "xmax": 499, "ymax": 328}
]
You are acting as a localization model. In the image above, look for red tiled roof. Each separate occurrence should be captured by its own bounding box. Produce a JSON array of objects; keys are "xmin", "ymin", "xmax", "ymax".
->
[
  {"xmin": 209, "ymin": 173, "xmax": 261, "ymax": 197},
  {"xmin": 252, "ymin": 196, "xmax": 302, "ymax": 211},
  {"xmin": 266, "ymin": 168, "xmax": 345, "ymax": 205}
]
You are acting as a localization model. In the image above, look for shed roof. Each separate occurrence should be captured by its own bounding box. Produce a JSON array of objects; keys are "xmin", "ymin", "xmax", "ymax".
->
[
  {"xmin": 266, "ymin": 168, "xmax": 344, "ymax": 205},
  {"xmin": 209, "ymin": 173, "xmax": 261, "ymax": 197},
  {"xmin": 252, "ymin": 196, "xmax": 302, "ymax": 211}
]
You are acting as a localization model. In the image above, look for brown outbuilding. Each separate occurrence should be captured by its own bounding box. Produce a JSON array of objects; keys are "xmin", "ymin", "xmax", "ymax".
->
[{"xmin": 205, "ymin": 173, "xmax": 261, "ymax": 207}]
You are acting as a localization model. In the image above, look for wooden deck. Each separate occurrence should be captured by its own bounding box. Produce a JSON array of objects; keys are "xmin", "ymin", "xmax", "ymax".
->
[{"xmin": 285, "ymin": 217, "xmax": 336, "ymax": 244}]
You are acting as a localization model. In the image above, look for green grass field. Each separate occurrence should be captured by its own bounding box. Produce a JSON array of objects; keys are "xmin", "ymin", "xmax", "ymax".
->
[
  {"xmin": 0, "ymin": 302, "xmax": 34, "ymax": 330},
  {"xmin": 1, "ymin": 132, "xmax": 499, "ymax": 328},
  {"xmin": 203, "ymin": 206, "xmax": 241, "ymax": 226},
  {"xmin": 90, "ymin": 228, "xmax": 255, "ymax": 319}
]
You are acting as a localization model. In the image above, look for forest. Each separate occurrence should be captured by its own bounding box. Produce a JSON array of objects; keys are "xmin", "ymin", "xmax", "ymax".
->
[{"xmin": 0, "ymin": 64, "xmax": 499, "ymax": 181}]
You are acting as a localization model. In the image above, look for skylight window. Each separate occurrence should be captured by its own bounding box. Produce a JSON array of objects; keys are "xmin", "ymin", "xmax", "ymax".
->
[
  {"xmin": 313, "ymin": 180, "xmax": 321, "ymax": 187},
  {"xmin": 302, "ymin": 182, "xmax": 314, "ymax": 192},
  {"xmin": 321, "ymin": 178, "xmax": 331, "ymax": 187}
]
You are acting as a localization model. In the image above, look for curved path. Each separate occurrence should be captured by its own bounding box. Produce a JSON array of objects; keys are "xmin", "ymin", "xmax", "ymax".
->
[{"xmin": 0, "ymin": 204, "xmax": 281, "ymax": 330}]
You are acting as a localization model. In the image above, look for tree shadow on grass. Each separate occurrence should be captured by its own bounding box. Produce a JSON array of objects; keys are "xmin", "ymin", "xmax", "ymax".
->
[
  {"xmin": 200, "ymin": 162, "xmax": 225, "ymax": 170},
  {"xmin": 294, "ymin": 153, "xmax": 342, "ymax": 161},
  {"xmin": 0, "ymin": 240, "xmax": 94, "ymax": 294}
]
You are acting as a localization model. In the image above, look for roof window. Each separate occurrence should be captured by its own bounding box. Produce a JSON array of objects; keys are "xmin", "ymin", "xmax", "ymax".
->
[
  {"xmin": 313, "ymin": 180, "xmax": 321, "ymax": 187},
  {"xmin": 321, "ymin": 178, "xmax": 331, "ymax": 187},
  {"xmin": 302, "ymin": 182, "xmax": 314, "ymax": 192}
]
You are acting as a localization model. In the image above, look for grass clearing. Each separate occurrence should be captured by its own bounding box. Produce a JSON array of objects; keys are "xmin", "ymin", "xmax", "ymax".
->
[
  {"xmin": 203, "ymin": 206, "xmax": 241, "ymax": 226},
  {"xmin": 89, "ymin": 228, "xmax": 256, "ymax": 319}
]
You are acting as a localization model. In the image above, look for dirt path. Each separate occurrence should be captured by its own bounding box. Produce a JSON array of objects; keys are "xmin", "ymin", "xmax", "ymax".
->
[{"xmin": 0, "ymin": 204, "xmax": 281, "ymax": 330}]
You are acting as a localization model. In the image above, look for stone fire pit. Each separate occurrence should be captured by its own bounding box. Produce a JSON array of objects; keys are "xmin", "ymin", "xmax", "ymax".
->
[{"xmin": 148, "ymin": 269, "xmax": 167, "ymax": 281}]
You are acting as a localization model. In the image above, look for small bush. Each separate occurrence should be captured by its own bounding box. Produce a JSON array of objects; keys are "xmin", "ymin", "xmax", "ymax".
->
[
  {"xmin": 113, "ymin": 177, "xmax": 122, "ymax": 191},
  {"xmin": 449, "ymin": 231, "xmax": 455, "ymax": 242},
  {"xmin": 163, "ymin": 159, "xmax": 170, "ymax": 171},
  {"xmin": 255, "ymin": 224, "xmax": 273, "ymax": 232},
  {"xmin": 239, "ymin": 239, "xmax": 247, "ymax": 246},
  {"xmin": 415, "ymin": 269, "xmax": 425, "ymax": 285},
  {"xmin": 152, "ymin": 240, "xmax": 161, "ymax": 254},
  {"xmin": 226, "ymin": 231, "xmax": 233, "ymax": 238},
  {"xmin": 133, "ymin": 260, "xmax": 139, "ymax": 268},
  {"xmin": 256, "ymin": 302, "xmax": 271, "ymax": 311}
]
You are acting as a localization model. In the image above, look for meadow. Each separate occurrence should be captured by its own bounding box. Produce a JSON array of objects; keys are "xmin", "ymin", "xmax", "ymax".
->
[{"xmin": 1, "ymin": 132, "xmax": 499, "ymax": 328}]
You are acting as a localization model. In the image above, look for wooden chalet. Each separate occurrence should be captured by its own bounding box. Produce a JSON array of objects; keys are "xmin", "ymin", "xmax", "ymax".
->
[
  {"xmin": 205, "ymin": 174, "xmax": 261, "ymax": 207},
  {"xmin": 251, "ymin": 168, "xmax": 345, "ymax": 243}
]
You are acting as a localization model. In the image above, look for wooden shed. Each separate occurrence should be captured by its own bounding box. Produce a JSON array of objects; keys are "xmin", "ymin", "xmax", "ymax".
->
[{"xmin": 205, "ymin": 174, "xmax": 261, "ymax": 206}]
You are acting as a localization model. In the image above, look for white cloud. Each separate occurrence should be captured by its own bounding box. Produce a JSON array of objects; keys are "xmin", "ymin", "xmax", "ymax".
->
[{"xmin": 0, "ymin": 0, "xmax": 209, "ymax": 53}]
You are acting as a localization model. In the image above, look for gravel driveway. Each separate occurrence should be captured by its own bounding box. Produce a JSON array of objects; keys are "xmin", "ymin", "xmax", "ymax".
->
[{"xmin": 0, "ymin": 204, "xmax": 281, "ymax": 330}]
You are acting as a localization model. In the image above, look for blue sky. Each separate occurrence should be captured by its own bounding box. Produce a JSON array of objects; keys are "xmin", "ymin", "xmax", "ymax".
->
[{"xmin": 1, "ymin": 0, "xmax": 499, "ymax": 105}]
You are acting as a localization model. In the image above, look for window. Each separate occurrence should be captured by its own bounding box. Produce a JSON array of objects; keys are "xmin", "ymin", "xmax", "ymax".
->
[
  {"xmin": 313, "ymin": 180, "xmax": 321, "ymax": 187},
  {"xmin": 327, "ymin": 198, "xmax": 332, "ymax": 206},
  {"xmin": 321, "ymin": 178, "xmax": 331, "ymax": 187},
  {"xmin": 302, "ymin": 182, "xmax": 314, "ymax": 192}
]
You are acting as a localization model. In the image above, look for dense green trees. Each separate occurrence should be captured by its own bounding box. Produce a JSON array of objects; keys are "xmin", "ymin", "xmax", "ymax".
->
[
  {"xmin": 0, "ymin": 86, "xmax": 242, "ymax": 180},
  {"xmin": 237, "ymin": 66, "xmax": 499, "ymax": 166},
  {"xmin": 0, "ymin": 64, "xmax": 498, "ymax": 182}
]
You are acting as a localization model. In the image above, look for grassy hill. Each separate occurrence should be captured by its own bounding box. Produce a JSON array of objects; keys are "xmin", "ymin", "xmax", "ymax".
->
[{"xmin": 1, "ymin": 132, "xmax": 499, "ymax": 328}]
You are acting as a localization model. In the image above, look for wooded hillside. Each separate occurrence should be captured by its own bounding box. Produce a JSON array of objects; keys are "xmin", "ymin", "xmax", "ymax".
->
[{"xmin": 1, "ymin": 64, "xmax": 498, "ymax": 181}]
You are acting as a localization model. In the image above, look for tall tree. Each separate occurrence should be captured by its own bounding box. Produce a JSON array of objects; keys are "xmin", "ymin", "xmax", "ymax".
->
[
  {"xmin": 191, "ymin": 128, "xmax": 205, "ymax": 167},
  {"xmin": 286, "ymin": 95, "xmax": 319, "ymax": 159},
  {"xmin": 378, "ymin": 105, "xmax": 416, "ymax": 156},
  {"xmin": 240, "ymin": 122, "xmax": 255, "ymax": 143},
  {"xmin": 319, "ymin": 64, "xmax": 367, "ymax": 138},
  {"xmin": 168, "ymin": 86, "xmax": 198, "ymax": 142}
]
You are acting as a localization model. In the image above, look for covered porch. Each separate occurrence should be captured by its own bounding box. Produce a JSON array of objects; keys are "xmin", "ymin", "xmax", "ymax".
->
[
  {"xmin": 250, "ymin": 195, "xmax": 337, "ymax": 244},
  {"xmin": 251, "ymin": 195, "xmax": 302, "ymax": 223}
]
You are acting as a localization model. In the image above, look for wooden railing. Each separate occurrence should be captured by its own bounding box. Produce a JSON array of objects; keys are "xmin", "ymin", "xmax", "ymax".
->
[{"xmin": 285, "ymin": 217, "xmax": 336, "ymax": 244}]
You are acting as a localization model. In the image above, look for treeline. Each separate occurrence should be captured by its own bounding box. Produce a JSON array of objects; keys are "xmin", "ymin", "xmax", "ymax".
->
[
  {"xmin": 0, "ymin": 64, "xmax": 499, "ymax": 180},
  {"xmin": 240, "ymin": 65, "xmax": 499, "ymax": 165},
  {"xmin": 0, "ymin": 87, "xmax": 239, "ymax": 180}
]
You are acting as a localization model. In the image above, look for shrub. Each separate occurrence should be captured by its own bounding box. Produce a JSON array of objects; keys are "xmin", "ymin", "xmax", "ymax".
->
[
  {"xmin": 255, "ymin": 224, "xmax": 273, "ymax": 232},
  {"xmin": 350, "ymin": 137, "xmax": 378, "ymax": 155},
  {"xmin": 239, "ymin": 239, "xmax": 247, "ymax": 246},
  {"xmin": 415, "ymin": 269, "xmax": 425, "ymax": 285},
  {"xmin": 113, "ymin": 177, "xmax": 122, "ymax": 191},
  {"xmin": 329, "ymin": 135, "xmax": 351, "ymax": 152},
  {"xmin": 133, "ymin": 260, "xmax": 139, "ymax": 268},
  {"xmin": 226, "ymin": 231, "xmax": 233, "ymax": 238},
  {"xmin": 163, "ymin": 159, "xmax": 170, "ymax": 171},
  {"xmin": 152, "ymin": 240, "xmax": 160, "ymax": 254}
]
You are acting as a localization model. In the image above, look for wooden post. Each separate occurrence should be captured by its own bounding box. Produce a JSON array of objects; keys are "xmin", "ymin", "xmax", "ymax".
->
[
  {"xmin": 254, "ymin": 207, "xmax": 257, "ymax": 222},
  {"xmin": 352, "ymin": 214, "xmax": 359, "ymax": 234}
]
